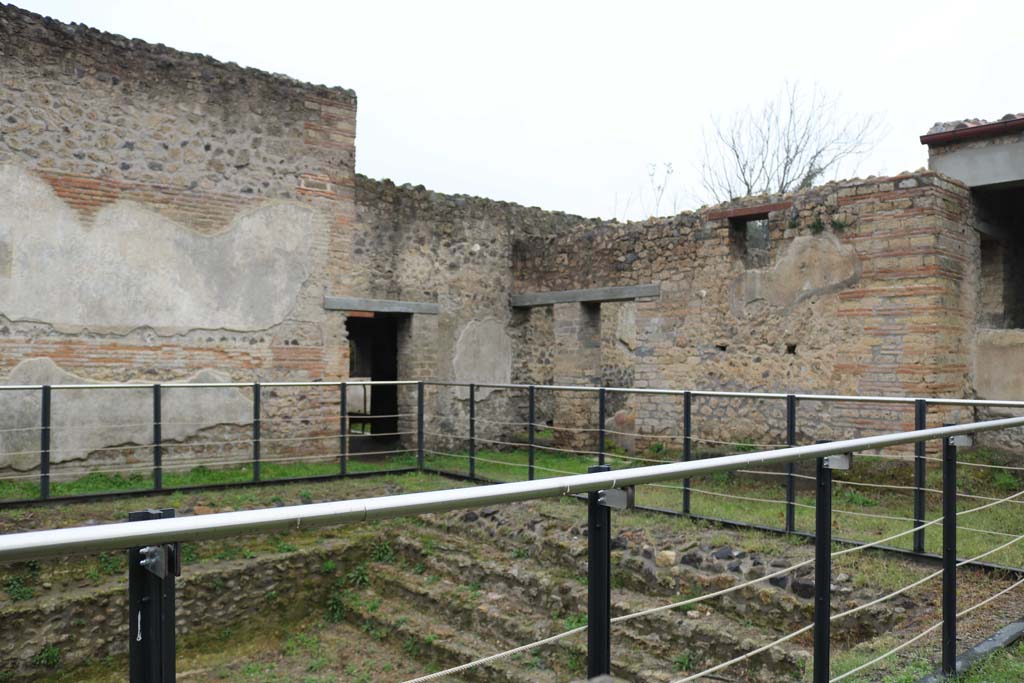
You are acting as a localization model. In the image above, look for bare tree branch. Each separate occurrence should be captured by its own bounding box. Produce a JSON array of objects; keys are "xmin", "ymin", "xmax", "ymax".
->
[{"xmin": 699, "ymin": 82, "xmax": 881, "ymax": 204}]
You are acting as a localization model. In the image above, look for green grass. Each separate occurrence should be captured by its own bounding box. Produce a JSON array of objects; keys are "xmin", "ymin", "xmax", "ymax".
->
[
  {"xmin": 957, "ymin": 639, "xmax": 1024, "ymax": 682},
  {"xmin": 423, "ymin": 447, "xmax": 625, "ymax": 482},
  {"xmin": 830, "ymin": 637, "xmax": 1024, "ymax": 682},
  {"xmin": 0, "ymin": 453, "xmax": 418, "ymax": 502},
  {"xmin": 425, "ymin": 445, "xmax": 1024, "ymax": 568}
]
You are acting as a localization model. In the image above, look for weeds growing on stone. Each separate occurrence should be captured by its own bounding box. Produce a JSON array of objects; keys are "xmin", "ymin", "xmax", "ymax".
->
[
  {"xmin": 32, "ymin": 645, "xmax": 60, "ymax": 669},
  {"xmin": 3, "ymin": 575, "xmax": 33, "ymax": 601}
]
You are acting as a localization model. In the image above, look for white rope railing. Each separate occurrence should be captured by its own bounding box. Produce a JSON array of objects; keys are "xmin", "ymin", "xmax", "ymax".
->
[
  {"xmin": 830, "ymin": 575, "xmax": 1024, "ymax": 682},
  {"xmin": 401, "ymin": 485, "xmax": 1024, "ymax": 683},
  {"xmin": 423, "ymin": 450, "xmax": 581, "ymax": 476}
]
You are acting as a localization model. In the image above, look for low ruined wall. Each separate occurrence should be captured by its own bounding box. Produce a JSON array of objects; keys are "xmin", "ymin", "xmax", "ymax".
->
[{"xmin": 0, "ymin": 540, "xmax": 361, "ymax": 681}]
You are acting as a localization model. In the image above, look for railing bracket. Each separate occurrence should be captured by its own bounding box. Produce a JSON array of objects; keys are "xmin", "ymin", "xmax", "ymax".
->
[
  {"xmin": 139, "ymin": 543, "xmax": 180, "ymax": 580},
  {"xmin": 823, "ymin": 453, "xmax": 853, "ymax": 470},
  {"xmin": 597, "ymin": 487, "xmax": 635, "ymax": 510}
]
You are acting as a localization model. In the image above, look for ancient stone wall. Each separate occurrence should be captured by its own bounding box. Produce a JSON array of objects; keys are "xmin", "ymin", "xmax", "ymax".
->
[
  {"xmin": 512, "ymin": 173, "xmax": 977, "ymax": 446},
  {"xmin": 924, "ymin": 120, "xmax": 1024, "ymax": 449},
  {"xmin": 0, "ymin": 5, "xmax": 356, "ymax": 381},
  {"xmin": 1, "ymin": 4, "xmax": 1011, "ymax": 472},
  {"xmin": 0, "ymin": 4, "xmax": 357, "ymax": 473},
  {"xmin": 350, "ymin": 176, "xmax": 590, "ymax": 446}
]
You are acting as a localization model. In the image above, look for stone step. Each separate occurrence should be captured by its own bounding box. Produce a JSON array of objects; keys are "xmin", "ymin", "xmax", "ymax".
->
[
  {"xmin": 364, "ymin": 561, "xmax": 680, "ymax": 683},
  {"xmin": 336, "ymin": 580, "xmax": 563, "ymax": 683},
  {"xmin": 417, "ymin": 504, "xmax": 900, "ymax": 644},
  {"xmin": 380, "ymin": 534, "xmax": 810, "ymax": 681},
  {"xmin": 390, "ymin": 527, "xmax": 799, "ymax": 641}
]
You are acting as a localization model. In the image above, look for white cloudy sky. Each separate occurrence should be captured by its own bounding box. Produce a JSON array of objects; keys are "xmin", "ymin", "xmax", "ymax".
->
[{"xmin": 13, "ymin": 0, "xmax": 1024, "ymax": 219}]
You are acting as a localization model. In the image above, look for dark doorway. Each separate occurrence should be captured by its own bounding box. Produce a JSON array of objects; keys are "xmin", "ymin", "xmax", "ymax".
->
[
  {"xmin": 974, "ymin": 185, "xmax": 1024, "ymax": 329},
  {"xmin": 346, "ymin": 314, "xmax": 400, "ymax": 439}
]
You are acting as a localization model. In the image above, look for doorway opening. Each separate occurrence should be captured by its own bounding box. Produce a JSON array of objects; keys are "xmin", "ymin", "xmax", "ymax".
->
[
  {"xmin": 975, "ymin": 185, "xmax": 1024, "ymax": 329},
  {"xmin": 346, "ymin": 314, "xmax": 400, "ymax": 446}
]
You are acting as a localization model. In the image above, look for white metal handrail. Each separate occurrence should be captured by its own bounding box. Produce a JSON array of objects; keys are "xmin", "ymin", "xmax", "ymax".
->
[
  {"xmin": 2, "ymin": 377, "xmax": 1022, "ymax": 409},
  {"xmin": 3, "ymin": 415, "xmax": 1024, "ymax": 563}
]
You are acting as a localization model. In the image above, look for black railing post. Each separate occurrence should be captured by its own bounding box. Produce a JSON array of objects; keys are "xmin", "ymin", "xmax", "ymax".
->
[
  {"xmin": 942, "ymin": 431, "xmax": 958, "ymax": 677},
  {"xmin": 128, "ymin": 508, "xmax": 179, "ymax": 683},
  {"xmin": 469, "ymin": 384, "xmax": 476, "ymax": 479},
  {"xmin": 913, "ymin": 399, "xmax": 928, "ymax": 554},
  {"xmin": 813, "ymin": 451, "xmax": 834, "ymax": 683},
  {"xmin": 416, "ymin": 381, "xmax": 425, "ymax": 470},
  {"xmin": 598, "ymin": 387, "xmax": 606, "ymax": 466},
  {"xmin": 527, "ymin": 385, "xmax": 536, "ymax": 481},
  {"xmin": 339, "ymin": 382, "xmax": 348, "ymax": 476},
  {"xmin": 587, "ymin": 464, "xmax": 612, "ymax": 678},
  {"xmin": 683, "ymin": 391, "xmax": 692, "ymax": 515},
  {"xmin": 40, "ymin": 385, "xmax": 51, "ymax": 500},
  {"xmin": 252, "ymin": 382, "xmax": 261, "ymax": 482},
  {"xmin": 785, "ymin": 394, "xmax": 797, "ymax": 533},
  {"xmin": 153, "ymin": 384, "xmax": 162, "ymax": 491}
]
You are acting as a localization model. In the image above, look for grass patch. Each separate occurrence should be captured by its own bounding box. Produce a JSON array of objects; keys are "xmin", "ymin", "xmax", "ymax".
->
[
  {"xmin": 0, "ymin": 453, "xmax": 418, "ymax": 502},
  {"xmin": 830, "ymin": 637, "xmax": 1024, "ymax": 682},
  {"xmin": 425, "ymin": 444, "xmax": 1024, "ymax": 568}
]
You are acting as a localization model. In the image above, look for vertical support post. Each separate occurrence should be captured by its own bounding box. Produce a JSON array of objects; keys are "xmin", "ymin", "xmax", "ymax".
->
[
  {"xmin": 339, "ymin": 382, "xmax": 348, "ymax": 476},
  {"xmin": 128, "ymin": 508, "xmax": 178, "ymax": 683},
  {"xmin": 40, "ymin": 385, "xmax": 51, "ymax": 500},
  {"xmin": 682, "ymin": 391, "xmax": 692, "ymax": 515},
  {"xmin": 913, "ymin": 399, "xmax": 928, "ymax": 554},
  {"xmin": 416, "ymin": 381, "xmax": 425, "ymax": 471},
  {"xmin": 252, "ymin": 382, "xmax": 261, "ymax": 483},
  {"xmin": 785, "ymin": 394, "xmax": 797, "ymax": 533},
  {"xmin": 813, "ymin": 453, "xmax": 833, "ymax": 683},
  {"xmin": 153, "ymin": 384, "xmax": 162, "ymax": 491},
  {"xmin": 587, "ymin": 464, "xmax": 612, "ymax": 678},
  {"xmin": 942, "ymin": 432, "xmax": 958, "ymax": 677},
  {"xmin": 528, "ymin": 385, "xmax": 536, "ymax": 481},
  {"xmin": 597, "ymin": 387, "xmax": 606, "ymax": 466},
  {"xmin": 468, "ymin": 384, "xmax": 476, "ymax": 479}
]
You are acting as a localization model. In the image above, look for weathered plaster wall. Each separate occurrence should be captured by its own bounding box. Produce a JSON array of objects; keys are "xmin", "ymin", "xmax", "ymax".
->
[
  {"xmin": 0, "ymin": 4, "xmax": 358, "ymax": 471},
  {"xmin": 0, "ymin": 358, "xmax": 252, "ymax": 472},
  {"xmin": 974, "ymin": 330, "xmax": 1024, "ymax": 401},
  {"xmin": 0, "ymin": 3, "xmax": 356, "ymax": 382},
  {"xmin": 0, "ymin": 165, "xmax": 321, "ymax": 332}
]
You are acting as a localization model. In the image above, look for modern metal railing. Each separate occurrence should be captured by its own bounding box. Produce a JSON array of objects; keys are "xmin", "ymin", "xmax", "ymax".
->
[
  {"xmin": 0, "ymin": 379, "xmax": 421, "ymax": 506},
  {"xmin": 3, "ymin": 379, "xmax": 1024, "ymax": 568},
  {"xmin": 2, "ymin": 415, "xmax": 1024, "ymax": 682},
  {"xmin": 420, "ymin": 381, "xmax": 1024, "ymax": 567}
]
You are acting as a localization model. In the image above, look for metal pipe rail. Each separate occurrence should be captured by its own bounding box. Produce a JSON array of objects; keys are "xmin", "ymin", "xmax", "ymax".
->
[
  {"xmin": 0, "ymin": 380, "xmax": 419, "ymax": 391},
  {"xmin": 442, "ymin": 381, "xmax": 1024, "ymax": 409},
  {"xmin": 2, "ymin": 376, "xmax": 1023, "ymax": 407},
  {"xmin": 3, "ymin": 415, "xmax": 1024, "ymax": 563}
]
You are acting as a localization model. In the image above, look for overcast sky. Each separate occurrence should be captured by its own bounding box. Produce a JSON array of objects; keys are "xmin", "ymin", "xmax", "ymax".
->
[{"xmin": 13, "ymin": 0, "xmax": 1024, "ymax": 219}]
